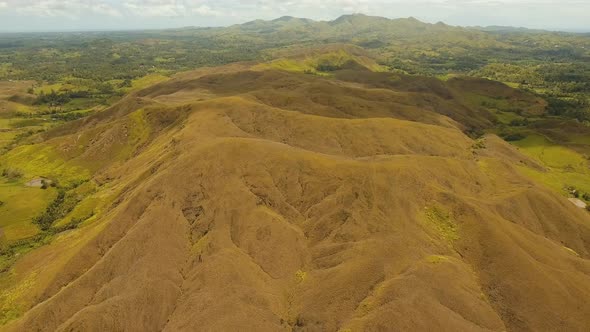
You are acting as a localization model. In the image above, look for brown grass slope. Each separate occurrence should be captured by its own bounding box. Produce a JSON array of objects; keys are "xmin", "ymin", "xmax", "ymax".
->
[{"xmin": 3, "ymin": 65, "xmax": 590, "ymax": 332}]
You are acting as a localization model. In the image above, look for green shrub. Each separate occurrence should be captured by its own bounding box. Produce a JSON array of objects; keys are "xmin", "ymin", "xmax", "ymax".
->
[
  {"xmin": 48, "ymin": 177, "xmax": 60, "ymax": 188},
  {"xmin": 1, "ymin": 168, "xmax": 23, "ymax": 180},
  {"xmin": 472, "ymin": 138, "xmax": 486, "ymax": 150},
  {"xmin": 509, "ymin": 118, "xmax": 529, "ymax": 127},
  {"xmin": 34, "ymin": 190, "xmax": 66, "ymax": 230},
  {"xmin": 502, "ymin": 132, "xmax": 526, "ymax": 142},
  {"xmin": 33, "ymin": 190, "xmax": 80, "ymax": 231},
  {"xmin": 424, "ymin": 206, "xmax": 459, "ymax": 244}
]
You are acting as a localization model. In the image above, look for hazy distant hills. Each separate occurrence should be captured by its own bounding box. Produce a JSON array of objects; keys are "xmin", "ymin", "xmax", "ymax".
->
[
  {"xmin": 194, "ymin": 14, "xmax": 587, "ymax": 42},
  {"xmin": 225, "ymin": 14, "xmax": 469, "ymax": 40},
  {"xmin": 192, "ymin": 14, "xmax": 590, "ymax": 68}
]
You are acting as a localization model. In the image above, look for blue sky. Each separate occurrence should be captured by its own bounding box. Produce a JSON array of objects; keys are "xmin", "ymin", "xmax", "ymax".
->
[{"xmin": 0, "ymin": 0, "xmax": 588, "ymax": 32}]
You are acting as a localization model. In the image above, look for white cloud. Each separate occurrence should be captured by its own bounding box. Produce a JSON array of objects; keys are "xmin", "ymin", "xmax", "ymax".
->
[
  {"xmin": 6, "ymin": 0, "xmax": 121, "ymax": 18},
  {"xmin": 92, "ymin": 3, "xmax": 123, "ymax": 17},
  {"xmin": 0, "ymin": 0, "xmax": 588, "ymax": 31},
  {"xmin": 123, "ymin": 0, "xmax": 187, "ymax": 17},
  {"xmin": 120, "ymin": 0, "xmax": 225, "ymax": 17},
  {"xmin": 192, "ymin": 5, "xmax": 222, "ymax": 17}
]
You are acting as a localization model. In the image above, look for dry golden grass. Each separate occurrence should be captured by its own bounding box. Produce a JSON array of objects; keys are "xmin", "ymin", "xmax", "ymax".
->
[{"xmin": 1, "ymin": 63, "xmax": 590, "ymax": 332}]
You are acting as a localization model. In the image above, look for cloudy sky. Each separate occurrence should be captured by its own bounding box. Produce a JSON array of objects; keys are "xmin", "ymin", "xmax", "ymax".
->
[{"xmin": 0, "ymin": 0, "xmax": 588, "ymax": 32}]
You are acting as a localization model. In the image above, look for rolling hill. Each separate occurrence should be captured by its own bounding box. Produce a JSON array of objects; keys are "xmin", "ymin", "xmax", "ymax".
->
[{"xmin": 1, "ymin": 53, "xmax": 589, "ymax": 331}]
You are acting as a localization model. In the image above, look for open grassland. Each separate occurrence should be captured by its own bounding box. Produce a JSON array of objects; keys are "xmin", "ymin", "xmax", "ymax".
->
[
  {"xmin": 0, "ymin": 180, "xmax": 56, "ymax": 241},
  {"xmin": 33, "ymin": 83, "xmax": 65, "ymax": 95},
  {"xmin": 493, "ymin": 110, "xmax": 525, "ymax": 125},
  {"xmin": 127, "ymin": 73, "xmax": 170, "ymax": 92},
  {"xmin": 2, "ymin": 144, "xmax": 90, "ymax": 186},
  {"xmin": 512, "ymin": 134, "xmax": 590, "ymax": 197},
  {"xmin": 0, "ymin": 82, "xmax": 66, "ymax": 152},
  {"xmin": 258, "ymin": 49, "xmax": 387, "ymax": 75},
  {"xmin": 514, "ymin": 135, "xmax": 587, "ymax": 171}
]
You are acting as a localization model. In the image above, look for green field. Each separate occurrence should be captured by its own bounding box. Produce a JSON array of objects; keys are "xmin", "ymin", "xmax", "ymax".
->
[
  {"xmin": 513, "ymin": 134, "xmax": 590, "ymax": 197},
  {"xmin": 0, "ymin": 180, "xmax": 56, "ymax": 241}
]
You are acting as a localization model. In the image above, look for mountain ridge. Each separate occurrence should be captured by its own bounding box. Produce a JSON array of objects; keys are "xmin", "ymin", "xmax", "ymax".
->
[
  {"xmin": 1, "ymin": 57, "xmax": 589, "ymax": 331},
  {"xmin": 203, "ymin": 14, "xmax": 582, "ymax": 36}
]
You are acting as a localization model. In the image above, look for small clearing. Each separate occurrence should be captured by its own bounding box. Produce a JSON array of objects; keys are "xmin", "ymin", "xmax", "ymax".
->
[
  {"xmin": 568, "ymin": 198, "xmax": 587, "ymax": 209},
  {"xmin": 25, "ymin": 178, "xmax": 51, "ymax": 188}
]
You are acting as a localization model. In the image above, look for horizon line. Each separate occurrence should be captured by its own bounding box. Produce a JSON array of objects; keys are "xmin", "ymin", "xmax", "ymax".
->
[{"xmin": 0, "ymin": 14, "xmax": 588, "ymax": 35}]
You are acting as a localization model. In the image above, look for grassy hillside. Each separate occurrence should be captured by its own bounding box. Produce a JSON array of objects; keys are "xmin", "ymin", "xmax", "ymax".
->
[
  {"xmin": 0, "ymin": 14, "xmax": 589, "ymax": 331},
  {"xmin": 0, "ymin": 57, "xmax": 589, "ymax": 331}
]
